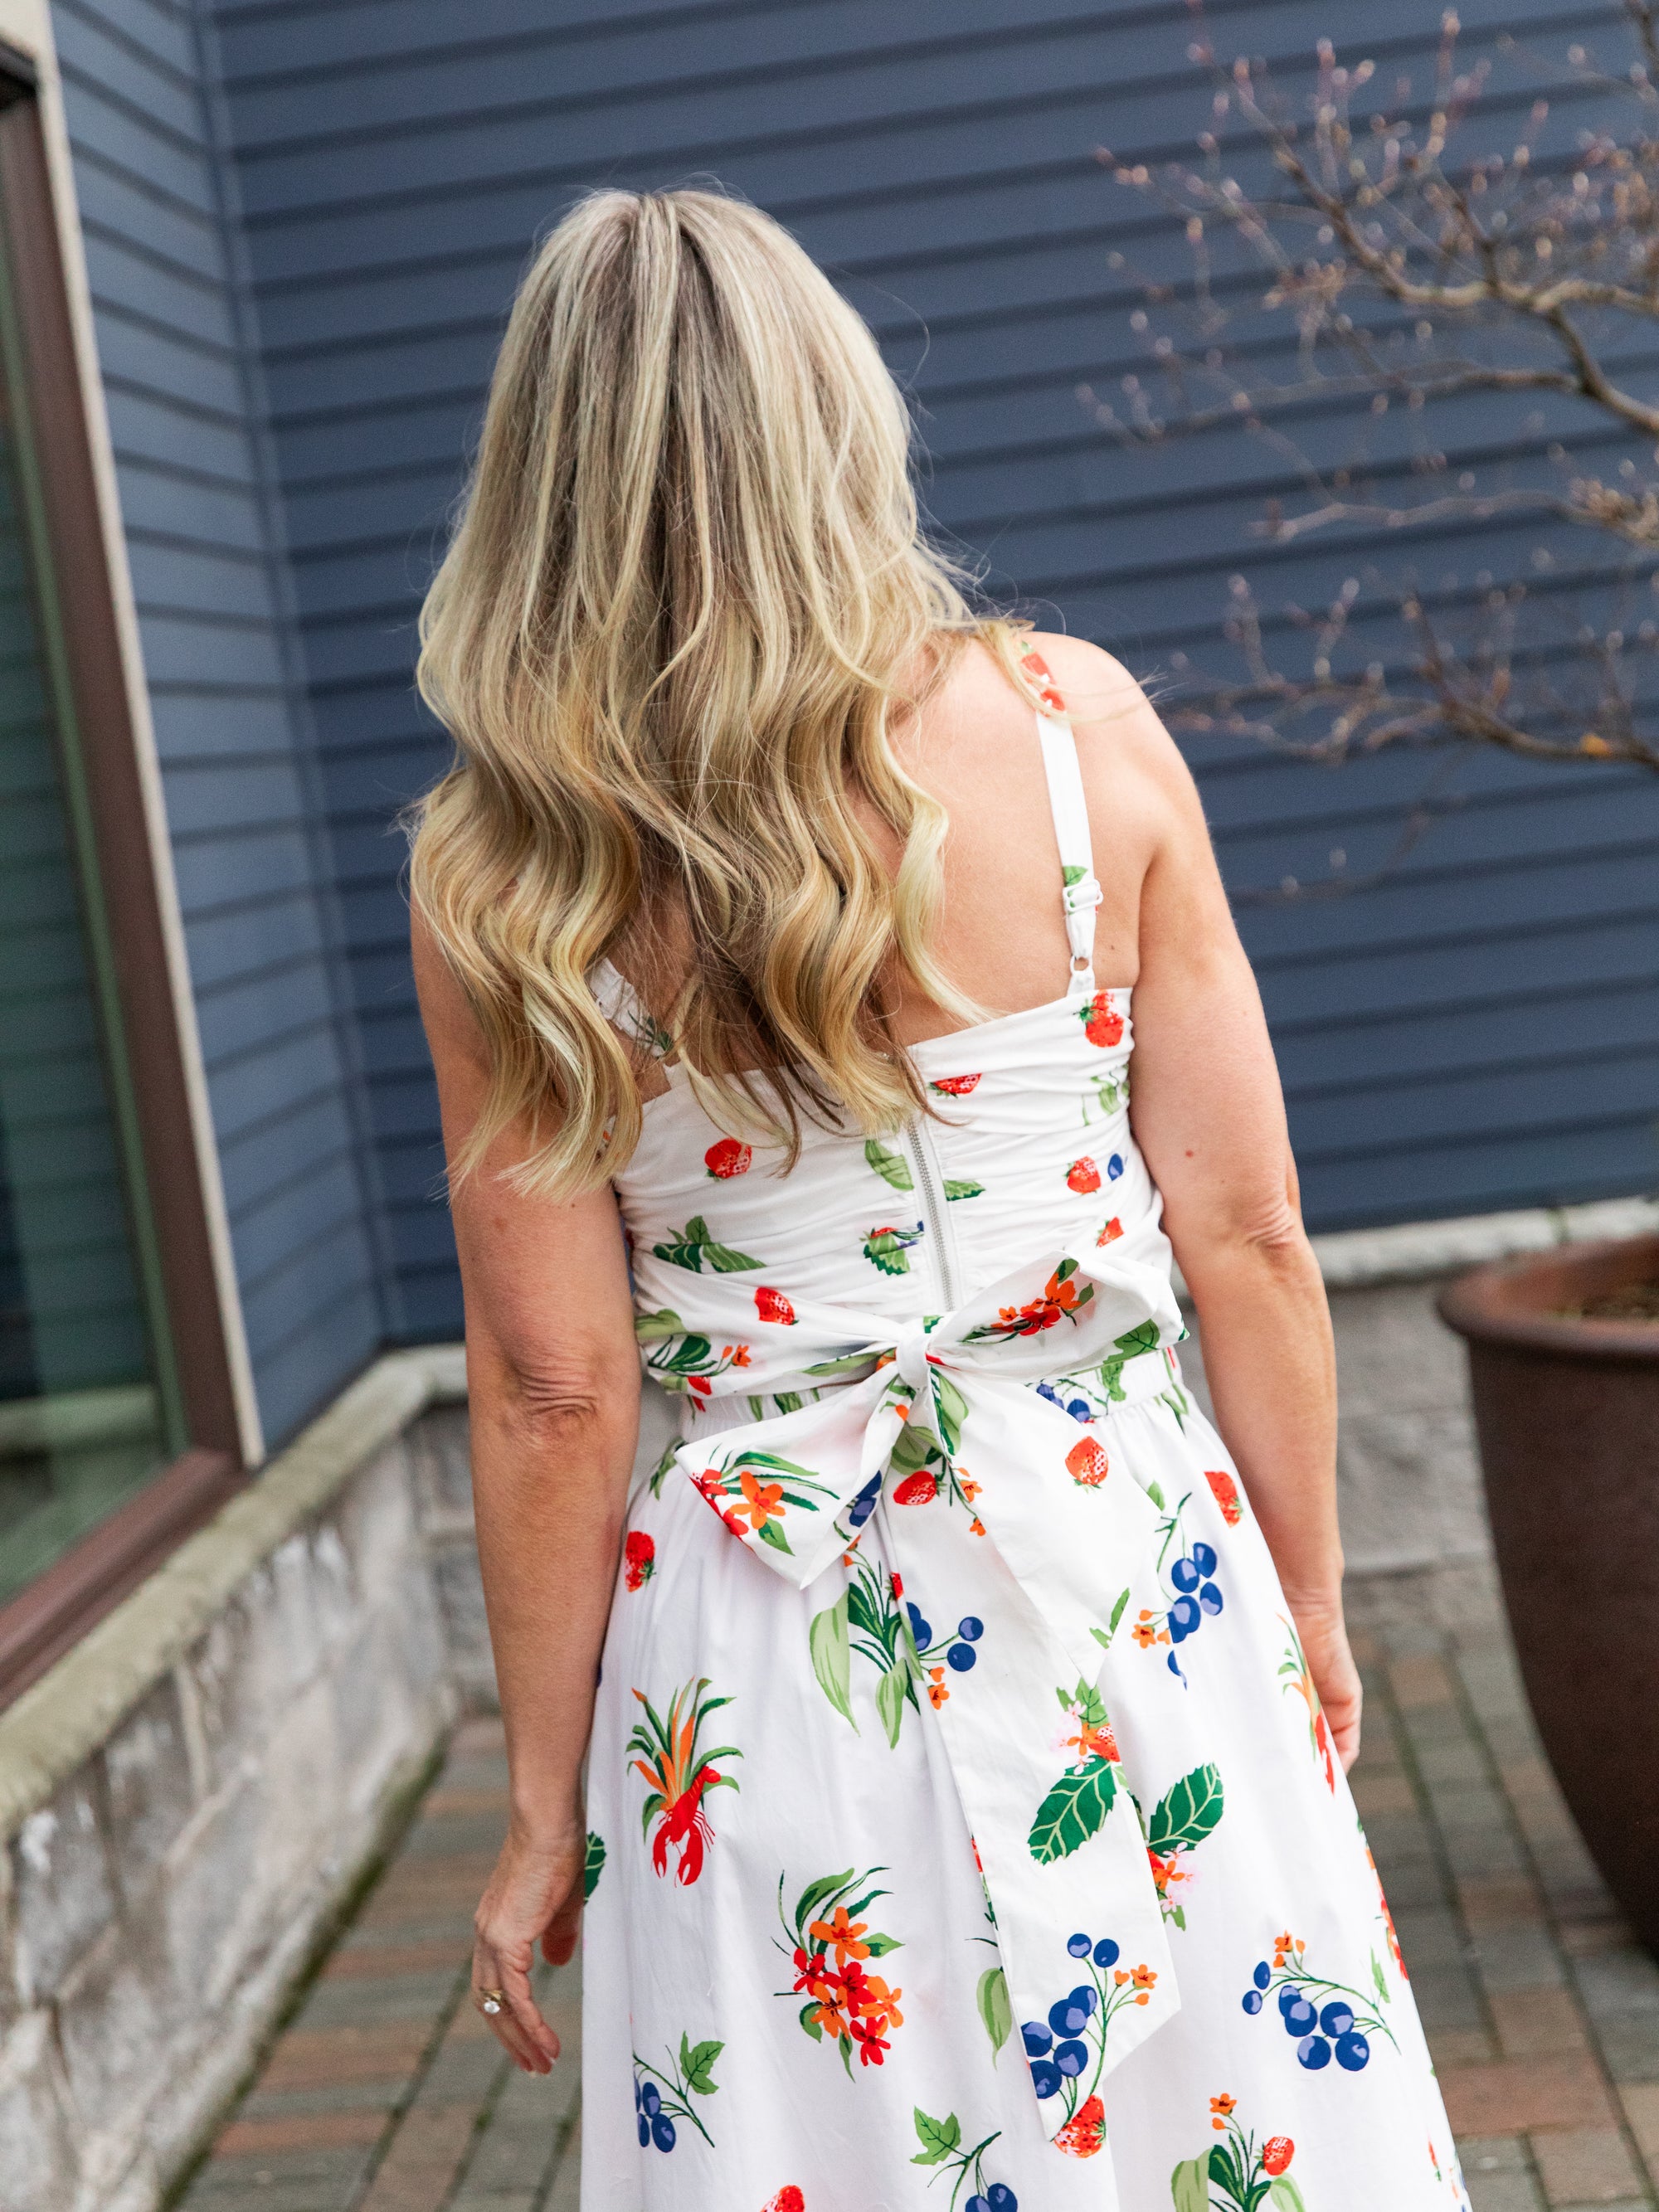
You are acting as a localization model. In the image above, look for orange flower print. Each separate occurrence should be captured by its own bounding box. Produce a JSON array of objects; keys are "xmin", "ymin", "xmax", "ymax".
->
[
  {"xmin": 1210, "ymin": 2092, "xmax": 1238, "ymax": 2130},
  {"xmin": 1204, "ymin": 1467, "xmax": 1243, "ymax": 1524},
  {"xmin": 1067, "ymin": 1155, "xmax": 1102, "ymax": 1194},
  {"xmin": 926, "ymin": 1665, "xmax": 950, "ymax": 1709},
  {"xmin": 972, "ymin": 1257, "xmax": 1094, "ymax": 1344},
  {"xmin": 1078, "ymin": 991, "xmax": 1124, "ymax": 1048},
  {"xmin": 624, "ymin": 1529, "xmax": 655, "ymax": 1591},
  {"xmin": 703, "ymin": 1137, "xmax": 752, "ymax": 1178},
  {"xmin": 754, "ymin": 1285, "xmax": 796, "ymax": 1325},
  {"xmin": 735, "ymin": 1471, "xmax": 785, "ymax": 1531},
  {"xmin": 808, "ymin": 1905, "xmax": 873, "ymax": 1967},
  {"xmin": 779, "ymin": 1867, "xmax": 904, "ymax": 2072},
  {"xmin": 1066, "ymin": 1435, "xmax": 1110, "ymax": 1487},
  {"xmin": 1131, "ymin": 1607, "xmax": 1170, "ymax": 1650},
  {"xmin": 1097, "ymin": 1215, "xmax": 1124, "ymax": 1246}
]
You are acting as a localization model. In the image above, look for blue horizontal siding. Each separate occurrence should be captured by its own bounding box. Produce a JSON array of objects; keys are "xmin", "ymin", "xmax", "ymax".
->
[
  {"xmin": 54, "ymin": 0, "xmax": 387, "ymax": 1445},
  {"xmin": 55, "ymin": 0, "xmax": 1658, "ymax": 1417}
]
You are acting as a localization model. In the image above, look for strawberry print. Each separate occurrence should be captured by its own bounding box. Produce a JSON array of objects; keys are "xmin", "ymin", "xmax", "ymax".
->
[
  {"xmin": 1078, "ymin": 992, "xmax": 1125, "ymax": 1048},
  {"xmin": 581, "ymin": 688, "xmax": 1460, "ymax": 2203},
  {"xmin": 1171, "ymin": 2100, "xmax": 1310, "ymax": 2210},
  {"xmin": 1206, "ymin": 1466, "xmax": 1244, "ymax": 1524},
  {"xmin": 628, "ymin": 1679, "xmax": 742, "ymax": 1886},
  {"xmin": 1066, "ymin": 1435, "xmax": 1110, "ymax": 1486},
  {"xmin": 1018, "ymin": 643, "xmax": 1068, "ymax": 716},
  {"xmin": 1021, "ymin": 1928, "xmax": 1155, "ymax": 2146}
]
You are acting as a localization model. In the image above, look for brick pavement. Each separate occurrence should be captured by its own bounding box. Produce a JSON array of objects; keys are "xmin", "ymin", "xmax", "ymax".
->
[{"xmin": 169, "ymin": 1559, "xmax": 1659, "ymax": 2212}]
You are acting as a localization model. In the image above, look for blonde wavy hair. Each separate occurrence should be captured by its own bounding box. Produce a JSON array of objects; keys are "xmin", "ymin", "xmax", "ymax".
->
[{"xmin": 411, "ymin": 185, "xmax": 1043, "ymax": 1194}]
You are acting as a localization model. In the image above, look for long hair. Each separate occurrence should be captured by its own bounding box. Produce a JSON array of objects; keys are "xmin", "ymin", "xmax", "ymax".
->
[{"xmin": 410, "ymin": 186, "xmax": 1040, "ymax": 1193}]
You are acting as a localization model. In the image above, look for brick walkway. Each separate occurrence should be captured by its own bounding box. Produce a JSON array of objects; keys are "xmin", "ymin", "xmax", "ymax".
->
[{"xmin": 172, "ymin": 1558, "xmax": 1659, "ymax": 2212}]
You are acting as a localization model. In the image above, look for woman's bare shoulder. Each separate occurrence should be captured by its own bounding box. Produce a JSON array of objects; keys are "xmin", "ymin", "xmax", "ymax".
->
[{"xmin": 1024, "ymin": 631, "xmax": 1205, "ymax": 855}]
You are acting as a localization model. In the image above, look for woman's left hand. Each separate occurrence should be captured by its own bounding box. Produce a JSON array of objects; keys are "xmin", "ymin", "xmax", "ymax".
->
[{"xmin": 470, "ymin": 1821, "xmax": 586, "ymax": 2073}]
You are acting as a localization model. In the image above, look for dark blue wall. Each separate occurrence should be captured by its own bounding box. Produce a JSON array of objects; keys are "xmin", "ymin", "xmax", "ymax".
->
[
  {"xmin": 51, "ymin": 0, "xmax": 389, "ymax": 1445},
  {"xmin": 53, "ymin": 0, "xmax": 1659, "ymax": 1420}
]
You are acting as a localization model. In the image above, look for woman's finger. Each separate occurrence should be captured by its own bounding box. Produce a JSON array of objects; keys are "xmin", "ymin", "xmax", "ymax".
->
[{"xmin": 474, "ymin": 1938, "xmax": 559, "ymax": 2070}]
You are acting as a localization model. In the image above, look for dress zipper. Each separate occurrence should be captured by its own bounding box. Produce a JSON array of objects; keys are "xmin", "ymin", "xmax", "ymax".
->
[{"xmin": 905, "ymin": 1116, "xmax": 961, "ymax": 1313}]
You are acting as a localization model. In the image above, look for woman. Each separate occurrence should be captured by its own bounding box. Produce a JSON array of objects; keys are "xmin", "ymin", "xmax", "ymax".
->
[{"xmin": 410, "ymin": 189, "xmax": 1465, "ymax": 2211}]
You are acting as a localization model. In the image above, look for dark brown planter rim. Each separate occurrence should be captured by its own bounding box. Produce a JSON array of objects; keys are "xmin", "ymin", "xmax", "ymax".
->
[{"xmin": 1436, "ymin": 1231, "xmax": 1659, "ymax": 1366}]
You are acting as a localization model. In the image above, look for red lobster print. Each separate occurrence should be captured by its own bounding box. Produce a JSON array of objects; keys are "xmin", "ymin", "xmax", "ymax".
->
[{"xmin": 627, "ymin": 1678, "xmax": 742, "ymax": 1885}]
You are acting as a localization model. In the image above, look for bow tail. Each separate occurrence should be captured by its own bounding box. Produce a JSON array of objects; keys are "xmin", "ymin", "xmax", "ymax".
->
[{"xmin": 875, "ymin": 1376, "xmax": 1181, "ymax": 2146}]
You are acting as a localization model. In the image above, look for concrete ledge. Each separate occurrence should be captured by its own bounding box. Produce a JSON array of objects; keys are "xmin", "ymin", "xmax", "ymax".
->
[
  {"xmin": 0, "ymin": 1344, "xmax": 465, "ymax": 1846},
  {"xmin": 1310, "ymin": 1194, "xmax": 1659, "ymax": 1291}
]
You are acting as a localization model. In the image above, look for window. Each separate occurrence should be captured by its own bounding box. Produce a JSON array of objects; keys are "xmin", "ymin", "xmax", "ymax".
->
[{"xmin": 0, "ymin": 61, "xmax": 244, "ymax": 1700}]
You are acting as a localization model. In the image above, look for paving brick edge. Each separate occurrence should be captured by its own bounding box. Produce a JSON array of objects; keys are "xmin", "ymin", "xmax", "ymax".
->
[{"xmin": 0, "ymin": 1345, "xmax": 468, "ymax": 1839}]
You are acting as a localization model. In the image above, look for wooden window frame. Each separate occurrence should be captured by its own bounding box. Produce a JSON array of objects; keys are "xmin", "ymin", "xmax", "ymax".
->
[{"xmin": 0, "ymin": 61, "xmax": 244, "ymax": 1707}]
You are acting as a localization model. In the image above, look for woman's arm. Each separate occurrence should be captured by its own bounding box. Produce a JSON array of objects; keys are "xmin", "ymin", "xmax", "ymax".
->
[
  {"xmin": 413, "ymin": 912, "xmax": 642, "ymax": 2071},
  {"xmin": 1077, "ymin": 669, "xmax": 1362, "ymax": 1770}
]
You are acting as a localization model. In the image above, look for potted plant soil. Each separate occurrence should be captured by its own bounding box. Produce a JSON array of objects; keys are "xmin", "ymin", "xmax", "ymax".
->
[{"xmin": 1438, "ymin": 1232, "xmax": 1659, "ymax": 1953}]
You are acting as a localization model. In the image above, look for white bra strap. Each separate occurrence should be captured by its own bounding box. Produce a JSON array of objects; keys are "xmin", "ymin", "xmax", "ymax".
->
[{"xmin": 1034, "ymin": 711, "xmax": 1100, "ymax": 996}]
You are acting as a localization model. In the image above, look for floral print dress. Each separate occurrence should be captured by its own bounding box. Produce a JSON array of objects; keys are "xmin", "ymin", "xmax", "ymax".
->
[{"xmin": 578, "ymin": 655, "xmax": 1468, "ymax": 2212}]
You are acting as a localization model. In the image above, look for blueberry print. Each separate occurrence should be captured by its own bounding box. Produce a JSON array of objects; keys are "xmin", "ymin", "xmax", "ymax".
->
[
  {"xmin": 1131, "ymin": 1487, "xmax": 1227, "ymax": 1683},
  {"xmin": 632, "ymin": 2032, "xmax": 722, "ymax": 2150},
  {"xmin": 909, "ymin": 2107, "xmax": 1014, "ymax": 2208},
  {"xmin": 1020, "ymin": 1929, "xmax": 1157, "ymax": 2155},
  {"xmin": 582, "ymin": 670, "xmax": 1465, "ymax": 2202},
  {"xmin": 1240, "ymin": 1932, "xmax": 1399, "ymax": 2073}
]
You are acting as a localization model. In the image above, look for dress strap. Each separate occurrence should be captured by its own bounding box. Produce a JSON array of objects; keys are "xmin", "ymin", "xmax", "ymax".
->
[
  {"xmin": 1019, "ymin": 646, "xmax": 1100, "ymax": 997},
  {"xmin": 590, "ymin": 956, "xmax": 670, "ymax": 1059}
]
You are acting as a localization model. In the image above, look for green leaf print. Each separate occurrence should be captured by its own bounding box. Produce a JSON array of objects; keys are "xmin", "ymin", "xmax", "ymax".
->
[
  {"xmin": 1062, "ymin": 863, "xmax": 1089, "ymax": 888},
  {"xmin": 809, "ymin": 1592, "xmax": 855, "ymax": 1728},
  {"xmin": 1170, "ymin": 2157, "xmax": 1209, "ymax": 2212},
  {"xmin": 583, "ymin": 1830, "xmax": 606, "ymax": 1900},
  {"xmin": 910, "ymin": 2107, "xmax": 961, "ymax": 2163},
  {"xmin": 652, "ymin": 1214, "xmax": 763, "ymax": 1273},
  {"xmin": 877, "ymin": 1659, "xmax": 911, "ymax": 1748},
  {"xmin": 1092, "ymin": 1587, "xmax": 1132, "ymax": 1650},
  {"xmin": 1028, "ymin": 1757, "xmax": 1119, "ymax": 1864},
  {"xmin": 679, "ymin": 2034, "xmax": 722, "ymax": 2098},
  {"xmin": 863, "ymin": 1223, "xmax": 925, "ymax": 1275},
  {"xmin": 647, "ymin": 1440, "xmax": 677, "ymax": 1498},
  {"xmin": 1097, "ymin": 1320, "xmax": 1164, "ymax": 1400},
  {"xmin": 976, "ymin": 1963, "xmax": 1013, "ymax": 2055},
  {"xmin": 1147, "ymin": 1764, "xmax": 1225, "ymax": 1854},
  {"xmin": 932, "ymin": 1370, "xmax": 969, "ymax": 1456},
  {"xmin": 634, "ymin": 1308, "xmax": 684, "ymax": 1341},
  {"xmin": 1270, "ymin": 2180, "xmax": 1310, "ymax": 2212},
  {"xmin": 864, "ymin": 1138, "xmax": 915, "ymax": 1192},
  {"xmin": 943, "ymin": 1179, "xmax": 985, "ymax": 1201}
]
